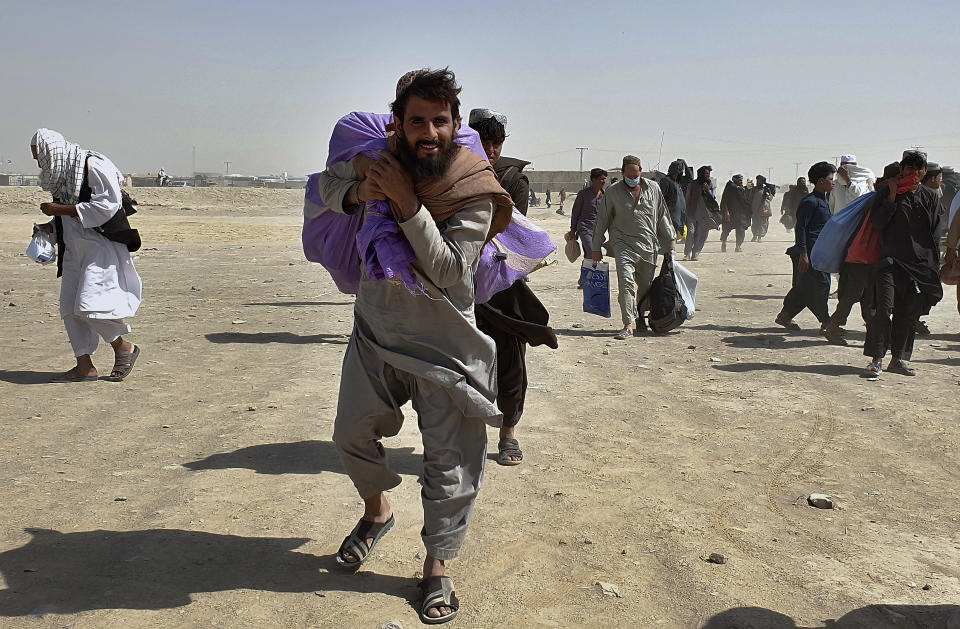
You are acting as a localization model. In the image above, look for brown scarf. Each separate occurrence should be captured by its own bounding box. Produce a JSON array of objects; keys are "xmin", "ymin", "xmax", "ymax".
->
[{"xmin": 386, "ymin": 133, "xmax": 514, "ymax": 240}]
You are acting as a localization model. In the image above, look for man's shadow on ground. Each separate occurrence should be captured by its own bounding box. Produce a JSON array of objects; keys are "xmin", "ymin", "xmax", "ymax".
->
[
  {"xmin": 552, "ymin": 327, "xmax": 619, "ymax": 338},
  {"xmin": 713, "ymin": 362, "xmax": 864, "ymax": 377},
  {"xmin": 0, "ymin": 528, "xmax": 417, "ymax": 616},
  {"xmin": 689, "ymin": 323, "xmax": 824, "ymax": 338},
  {"xmin": 0, "ymin": 371, "xmax": 65, "ymax": 385},
  {"xmin": 243, "ymin": 301, "xmax": 354, "ymax": 308},
  {"xmin": 719, "ymin": 334, "xmax": 828, "ymax": 350},
  {"xmin": 204, "ymin": 332, "xmax": 348, "ymax": 345},
  {"xmin": 184, "ymin": 440, "xmax": 421, "ymax": 477},
  {"xmin": 701, "ymin": 604, "xmax": 960, "ymax": 628},
  {"xmin": 717, "ymin": 294, "xmax": 784, "ymax": 301}
]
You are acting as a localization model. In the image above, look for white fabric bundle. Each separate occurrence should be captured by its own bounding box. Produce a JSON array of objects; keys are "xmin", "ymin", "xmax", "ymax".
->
[{"xmin": 844, "ymin": 163, "xmax": 875, "ymax": 188}]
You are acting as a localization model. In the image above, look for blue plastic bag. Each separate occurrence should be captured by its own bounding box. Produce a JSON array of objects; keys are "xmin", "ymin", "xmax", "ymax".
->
[
  {"xmin": 581, "ymin": 260, "xmax": 611, "ymax": 318},
  {"xmin": 810, "ymin": 192, "xmax": 875, "ymax": 273}
]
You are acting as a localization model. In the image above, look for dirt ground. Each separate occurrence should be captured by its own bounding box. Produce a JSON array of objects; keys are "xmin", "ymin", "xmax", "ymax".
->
[{"xmin": 0, "ymin": 186, "xmax": 958, "ymax": 629}]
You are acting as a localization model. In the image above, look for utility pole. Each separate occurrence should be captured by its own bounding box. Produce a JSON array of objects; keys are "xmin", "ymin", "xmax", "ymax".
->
[
  {"xmin": 576, "ymin": 147, "xmax": 587, "ymax": 174},
  {"xmin": 224, "ymin": 161, "xmax": 231, "ymax": 176},
  {"xmin": 767, "ymin": 167, "xmax": 772, "ymax": 182},
  {"xmin": 192, "ymin": 146, "xmax": 197, "ymax": 175},
  {"xmin": 656, "ymin": 131, "xmax": 664, "ymax": 170},
  {"xmin": 794, "ymin": 162, "xmax": 801, "ymax": 179},
  {"xmin": 832, "ymin": 156, "xmax": 840, "ymax": 166}
]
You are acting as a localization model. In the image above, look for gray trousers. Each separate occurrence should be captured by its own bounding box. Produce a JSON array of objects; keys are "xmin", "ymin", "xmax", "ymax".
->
[
  {"xmin": 333, "ymin": 337, "xmax": 487, "ymax": 561},
  {"xmin": 615, "ymin": 253, "xmax": 657, "ymax": 326},
  {"xmin": 684, "ymin": 220, "xmax": 711, "ymax": 257}
]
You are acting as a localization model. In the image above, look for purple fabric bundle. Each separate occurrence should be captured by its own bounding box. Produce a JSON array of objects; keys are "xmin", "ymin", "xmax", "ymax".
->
[
  {"xmin": 302, "ymin": 111, "xmax": 556, "ymax": 302},
  {"xmin": 474, "ymin": 210, "xmax": 557, "ymax": 303}
]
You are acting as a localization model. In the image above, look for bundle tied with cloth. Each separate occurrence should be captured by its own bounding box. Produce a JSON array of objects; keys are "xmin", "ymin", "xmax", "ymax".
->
[{"xmin": 303, "ymin": 112, "xmax": 556, "ymax": 302}]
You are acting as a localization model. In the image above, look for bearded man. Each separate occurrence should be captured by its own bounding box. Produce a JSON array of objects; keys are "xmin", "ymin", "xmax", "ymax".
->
[{"xmin": 318, "ymin": 68, "xmax": 509, "ymax": 624}]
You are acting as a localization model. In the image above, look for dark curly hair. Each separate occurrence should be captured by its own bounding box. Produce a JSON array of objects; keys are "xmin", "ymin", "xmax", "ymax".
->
[
  {"xmin": 390, "ymin": 67, "xmax": 462, "ymax": 124},
  {"xmin": 807, "ymin": 161, "xmax": 837, "ymax": 186},
  {"xmin": 469, "ymin": 116, "xmax": 506, "ymax": 143}
]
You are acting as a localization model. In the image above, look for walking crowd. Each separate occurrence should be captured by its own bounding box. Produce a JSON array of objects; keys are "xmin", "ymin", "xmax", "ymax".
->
[{"xmin": 21, "ymin": 65, "xmax": 960, "ymax": 625}]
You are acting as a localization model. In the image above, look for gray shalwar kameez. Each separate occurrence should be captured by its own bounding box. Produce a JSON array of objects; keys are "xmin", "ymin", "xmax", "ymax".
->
[
  {"xmin": 592, "ymin": 179, "xmax": 676, "ymax": 327},
  {"xmin": 318, "ymin": 161, "xmax": 500, "ymax": 561}
]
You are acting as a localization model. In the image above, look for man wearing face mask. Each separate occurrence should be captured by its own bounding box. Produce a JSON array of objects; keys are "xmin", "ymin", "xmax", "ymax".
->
[
  {"xmin": 592, "ymin": 155, "xmax": 676, "ymax": 339},
  {"xmin": 863, "ymin": 150, "xmax": 942, "ymax": 377}
]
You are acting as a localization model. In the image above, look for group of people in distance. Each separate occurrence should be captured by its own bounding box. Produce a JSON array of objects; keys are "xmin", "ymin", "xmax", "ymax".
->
[{"xmin": 24, "ymin": 64, "xmax": 960, "ymax": 625}]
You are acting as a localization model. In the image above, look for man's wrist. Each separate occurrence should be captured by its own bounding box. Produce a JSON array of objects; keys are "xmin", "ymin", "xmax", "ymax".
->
[{"xmin": 397, "ymin": 194, "xmax": 420, "ymax": 221}]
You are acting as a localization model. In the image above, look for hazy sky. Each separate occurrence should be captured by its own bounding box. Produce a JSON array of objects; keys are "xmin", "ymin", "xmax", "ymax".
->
[{"xmin": 2, "ymin": 0, "xmax": 958, "ymax": 183}]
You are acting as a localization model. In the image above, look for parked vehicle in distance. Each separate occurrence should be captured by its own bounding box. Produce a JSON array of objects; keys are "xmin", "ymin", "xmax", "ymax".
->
[{"xmin": 167, "ymin": 180, "xmax": 191, "ymax": 187}]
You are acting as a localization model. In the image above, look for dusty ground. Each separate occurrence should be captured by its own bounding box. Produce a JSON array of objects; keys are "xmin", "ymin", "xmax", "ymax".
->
[{"xmin": 0, "ymin": 186, "xmax": 958, "ymax": 629}]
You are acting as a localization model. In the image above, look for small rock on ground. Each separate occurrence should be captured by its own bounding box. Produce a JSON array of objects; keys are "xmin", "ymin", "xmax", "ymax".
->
[{"xmin": 597, "ymin": 581, "xmax": 622, "ymax": 598}]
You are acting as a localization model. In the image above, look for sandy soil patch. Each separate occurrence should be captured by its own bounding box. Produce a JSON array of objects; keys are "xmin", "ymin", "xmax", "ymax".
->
[{"xmin": 0, "ymin": 187, "xmax": 958, "ymax": 628}]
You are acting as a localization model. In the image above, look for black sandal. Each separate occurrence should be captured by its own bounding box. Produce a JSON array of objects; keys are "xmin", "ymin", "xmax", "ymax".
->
[
  {"xmin": 51, "ymin": 367, "xmax": 98, "ymax": 382},
  {"xmin": 102, "ymin": 345, "xmax": 140, "ymax": 382},
  {"xmin": 497, "ymin": 438, "xmax": 523, "ymax": 466},
  {"xmin": 419, "ymin": 575, "xmax": 459, "ymax": 625},
  {"xmin": 335, "ymin": 514, "xmax": 394, "ymax": 570}
]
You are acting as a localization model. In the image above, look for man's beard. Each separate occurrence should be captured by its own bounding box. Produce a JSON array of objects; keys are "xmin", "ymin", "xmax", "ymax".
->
[{"xmin": 396, "ymin": 134, "xmax": 460, "ymax": 182}]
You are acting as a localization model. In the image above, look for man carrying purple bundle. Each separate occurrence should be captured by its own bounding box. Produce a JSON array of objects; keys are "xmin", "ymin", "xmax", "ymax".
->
[{"xmin": 318, "ymin": 67, "xmax": 511, "ymax": 624}]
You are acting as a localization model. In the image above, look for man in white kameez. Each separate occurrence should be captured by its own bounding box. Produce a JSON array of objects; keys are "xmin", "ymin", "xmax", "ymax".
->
[
  {"xmin": 319, "ymin": 69, "xmax": 504, "ymax": 624},
  {"xmin": 829, "ymin": 153, "xmax": 874, "ymax": 214},
  {"xmin": 592, "ymin": 155, "xmax": 676, "ymax": 339},
  {"xmin": 31, "ymin": 129, "xmax": 142, "ymax": 382}
]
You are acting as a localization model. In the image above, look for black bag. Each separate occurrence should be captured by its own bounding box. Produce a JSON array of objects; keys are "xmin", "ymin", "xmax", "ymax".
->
[
  {"xmin": 94, "ymin": 189, "xmax": 141, "ymax": 252},
  {"xmin": 641, "ymin": 253, "xmax": 688, "ymax": 334}
]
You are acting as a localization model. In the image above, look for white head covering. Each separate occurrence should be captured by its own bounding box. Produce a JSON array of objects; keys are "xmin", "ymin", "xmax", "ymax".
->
[
  {"xmin": 31, "ymin": 128, "xmax": 88, "ymax": 204},
  {"xmin": 468, "ymin": 108, "xmax": 507, "ymax": 128},
  {"xmin": 840, "ymin": 154, "xmax": 857, "ymax": 164}
]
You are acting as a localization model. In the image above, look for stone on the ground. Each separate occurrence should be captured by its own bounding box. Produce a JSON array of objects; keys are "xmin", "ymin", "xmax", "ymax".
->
[
  {"xmin": 597, "ymin": 581, "xmax": 622, "ymax": 598},
  {"xmin": 807, "ymin": 494, "xmax": 834, "ymax": 509}
]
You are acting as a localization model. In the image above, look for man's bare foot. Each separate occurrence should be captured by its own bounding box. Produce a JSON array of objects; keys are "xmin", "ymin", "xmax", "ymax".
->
[
  {"xmin": 75, "ymin": 355, "xmax": 97, "ymax": 378},
  {"xmin": 339, "ymin": 493, "xmax": 392, "ymax": 565},
  {"xmin": 422, "ymin": 556, "xmax": 453, "ymax": 619},
  {"xmin": 111, "ymin": 337, "xmax": 134, "ymax": 357}
]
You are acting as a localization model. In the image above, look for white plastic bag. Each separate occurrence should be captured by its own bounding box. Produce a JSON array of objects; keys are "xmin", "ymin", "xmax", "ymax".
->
[
  {"xmin": 673, "ymin": 260, "xmax": 698, "ymax": 319},
  {"xmin": 27, "ymin": 225, "xmax": 56, "ymax": 265},
  {"xmin": 564, "ymin": 237, "xmax": 581, "ymax": 263}
]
